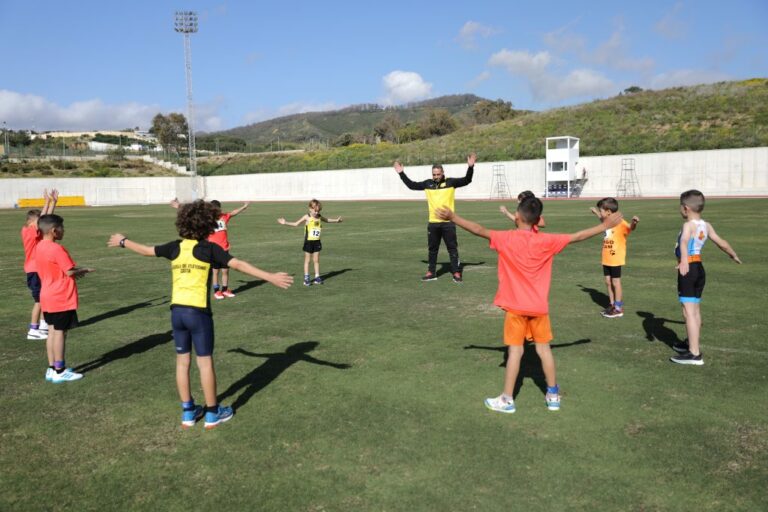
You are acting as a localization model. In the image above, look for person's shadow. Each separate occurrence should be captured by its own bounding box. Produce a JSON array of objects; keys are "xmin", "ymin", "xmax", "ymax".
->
[
  {"xmin": 318, "ymin": 268, "xmax": 354, "ymax": 282},
  {"xmin": 421, "ymin": 260, "xmax": 486, "ymax": 278},
  {"xmin": 79, "ymin": 296, "xmax": 168, "ymax": 327},
  {"xmin": 637, "ymin": 311, "xmax": 685, "ymax": 348},
  {"xmin": 578, "ymin": 284, "xmax": 610, "ymax": 309},
  {"xmin": 464, "ymin": 339, "xmax": 591, "ymax": 397},
  {"xmin": 221, "ymin": 342, "xmax": 351, "ymax": 411},
  {"xmin": 75, "ymin": 330, "xmax": 174, "ymax": 374},
  {"xmin": 229, "ymin": 279, "xmax": 267, "ymax": 295}
]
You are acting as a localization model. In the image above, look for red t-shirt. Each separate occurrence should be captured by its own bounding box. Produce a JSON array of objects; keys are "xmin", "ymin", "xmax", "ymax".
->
[
  {"xmin": 21, "ymin": 224, "xmax": 42, "ymax": 273},
  {"xmin": 489, "ymin": 229, "xmax": 571, "ymax": 315},
  {"xmin": 207, "ymin": 213, "xmax": 232, "ymax": 251},
  {"xmin": 35, "ymin": 240, "xmax": 78, "ymax": 313}
]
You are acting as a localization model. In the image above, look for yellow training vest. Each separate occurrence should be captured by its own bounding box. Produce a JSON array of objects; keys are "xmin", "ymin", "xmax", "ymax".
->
[
  {"xmin": 306, "ymin": 217, "xmax": 322, "ymax": 241},
  {"xmin": 425, "ymin": 184, "xmax": 456, "ymax": 223},
  {"xmin": 171, "ymin": 239, "xmax": 211, "ymax": 309}
]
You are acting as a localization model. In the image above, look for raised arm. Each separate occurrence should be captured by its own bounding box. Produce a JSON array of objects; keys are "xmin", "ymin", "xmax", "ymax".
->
[
  {"xmin": 589, "ymin": 206, "xmax": 601, "ymax": 218},
  {"xmin": 170, "ymin": 198, "xmax": 180, "ymax": 209},
  {"xmin": 228, "ymin": 258, "xmax": 293, "ymax": 289},
  {"xmin": 436, "ymin": 207, "xmax": 491, "ymax": 240},
  {"xmin": 277, "ymin": 215, "xmax": 307, "ymax": 227},
  {"xmin": 569, "ymin": 212, "xmax": 623, "ymax": 243},
  {"xmin": 230, "ymin": 202, "xmax": 250, "ymax": 217},
  {"xmin": 107, "ymin": 233, "xmax": 157, "ymax": 256},
  {"xmin": 448, "ymin": 152, "xmax": 476, "ymax": 188},
  {"xmin": 706, "ymin": 223, "xmax": 742, "ymax": 264},
  {"xmin": 499, "ymin": 205, "xmax": 516, "ymax": 222},
  {"xmin": 42, "ymin": 189, "xmax": 59, "ymax": 215},
  {"xmin": 394, "ymin": 160, "xmax": 427, "ymax": 190},
  {"xmin": 630, "ymin": 216, "xmax": 640, "ymax": 231}
]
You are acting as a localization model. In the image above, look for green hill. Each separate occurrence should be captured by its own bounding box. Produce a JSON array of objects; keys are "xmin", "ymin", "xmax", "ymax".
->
[
  {"xmin": 212, "ymin": 94, "xmax": 487, "ymax": 149},
  {"xmin": 197, "ymin": 79, "xmax": 768, "ymax": 176}
]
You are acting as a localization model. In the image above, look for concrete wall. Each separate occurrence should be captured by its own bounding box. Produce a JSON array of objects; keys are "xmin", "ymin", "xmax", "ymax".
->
[{"xmin": 2, "ymin": 147, "xmax": 766, "ymax": 208}]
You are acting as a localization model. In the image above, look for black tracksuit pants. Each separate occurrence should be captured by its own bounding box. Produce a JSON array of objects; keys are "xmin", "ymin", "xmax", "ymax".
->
[{"xmin": 427, "ymin": 222, "xmax": 460, "ymax": 274}]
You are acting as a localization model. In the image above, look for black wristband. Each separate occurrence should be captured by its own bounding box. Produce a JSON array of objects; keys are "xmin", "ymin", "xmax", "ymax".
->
[{"xmin": 119, "ymin": 238, "xmax": 127, "ymax": 248}]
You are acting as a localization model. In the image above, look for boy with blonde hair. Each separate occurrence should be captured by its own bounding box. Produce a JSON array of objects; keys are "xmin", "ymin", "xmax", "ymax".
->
[
  {"xmin": 437, "ymin": 198, "xmax": 621, "ymax": 413},
  {"xmin": 670, "ymin": 190, "xmax": 741, "ymax": 365}
]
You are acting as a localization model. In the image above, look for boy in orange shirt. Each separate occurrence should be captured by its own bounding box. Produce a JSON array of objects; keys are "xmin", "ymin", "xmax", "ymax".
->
[
  {"xmin": 590, "ymin": 198, "xmax": 639, "ymax": 318},
  {"xmin": 35, "ymin": 214, "xmax": 93, "ymax": 383},
  {"xmin": 437, "ymin": 198, "xmax": 621, "ymax": 413},
  {"xmin": 21, "ymin": 189, "xmax": 58, "ymax": 340}
]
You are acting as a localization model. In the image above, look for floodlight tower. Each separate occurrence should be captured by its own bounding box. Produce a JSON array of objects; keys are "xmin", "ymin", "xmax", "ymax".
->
[{"xmin": 174, "ymin": 11, "xmax": 198, "ymax": 183}]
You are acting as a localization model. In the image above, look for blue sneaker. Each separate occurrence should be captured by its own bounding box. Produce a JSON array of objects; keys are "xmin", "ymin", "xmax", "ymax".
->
[
  {"xmin": 313, "ymin": 276, "xmax": 324, "ymax": 285},
  {"xmin": 181, "ymin": 405, "xmax": 204, "ymax": 429},
  {"xmin": 204, "ymin": 405, "xmax": 234, "ymax": 430},
  {"xmin": 303, "ymin": 276, "xmax": 312, "ymax": 287},
  {"xmin": 546, "ymin": 393, "xmax": 561, "ymax": 411},
  {"xmin": 484, "ymin": 395, "xmax": 516, "ymax": 413}
]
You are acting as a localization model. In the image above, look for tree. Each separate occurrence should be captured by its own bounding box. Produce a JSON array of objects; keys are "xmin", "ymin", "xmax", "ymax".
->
[
  {"xmin": 623, "ymin": 86, "xmax": 644, "ymax": 95},
  {"xmin": 150, "ymin": 113, "xmax": 188, "ymax": 154},
  {"xmin": 472, "ymin": 99, "xmax": 516, "ymax": 124},
  {"xmin": 421, "ymin": 109, "xmax": 458, "ymax": 137},
  {"xmin": 333, "ymin": 133, "xmax": 355, "ymax": 147},
  {"xmin": 374, "ymin": 114, "xmax": 403, "ymax": 143}
]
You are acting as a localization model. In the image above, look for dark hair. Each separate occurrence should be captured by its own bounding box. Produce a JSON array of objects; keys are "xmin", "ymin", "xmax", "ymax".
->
[
  {"xmin": 596, "ymin": 197, "xmax": 619, "ymax": 212},
  {"xmin": 517, "ymin": 197, "xmax": 543, "ymax": 225},
  {"xmin": 517, "ymin": 190, "xmax": 535, "ymax": 202},
  {"xmin": 680, "ymin": 189, "xmax": 705, "ymax": 213},
  {"xmin": 175, "ymin": 200, "xmax": 219, "ymax": 240},
  {"xmin": 38, "ymin": 214, "xmax": 64, "ymax": 234},
  {"xmin": 431, "ymin": 164, "xmax": 444, "ymax": 173},
  {"xmin": 210, "ymin": 200, "xmax": 221, "ymax": 208},
  {"xmin": 26, "ymin": 209, "xmax": 42, "ymax": 221}
]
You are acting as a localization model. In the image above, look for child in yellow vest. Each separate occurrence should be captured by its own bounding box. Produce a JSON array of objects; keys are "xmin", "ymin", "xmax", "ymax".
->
[{"xmin": 278, "ymin": 199, "xmax": 343, "ymax": 286}]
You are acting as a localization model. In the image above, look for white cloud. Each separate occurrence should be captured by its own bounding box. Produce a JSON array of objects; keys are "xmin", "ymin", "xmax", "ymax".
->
[
  {"xmin": 488, "ymin": 49, "xmax": 615, "ymax": 103},
  {"xmin": 241, "ymin": 101, "xmax": 339, "ymax": 125},
  {"xmin": 468, "ymin": 71, "xmax": 492, "ymax": 89},
  {"xmin": 649, "ymin": 69, "xmax": 731, "ymax": 89},
  {"xmin": 380, "ymin": 71, "xmax": 433, "ymax": 106},
  {"xmin": 457, "ymin": 21, "xmax": 499, "ymax": 49},
  {"xmin": 0, "ymin": 90, "xmax": 161, "ymax": 131},
  {"xmin": 655, "ymin": 3, "xmax": 687, "ymax": 40}
]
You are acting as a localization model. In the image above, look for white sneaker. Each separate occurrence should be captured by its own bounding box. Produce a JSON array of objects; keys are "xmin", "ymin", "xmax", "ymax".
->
[
  {"xmin": 27, "ymin": 329, "xmax": 47, "ymax": 340},
  {"xmin": 484, "ymin": 395, "xmax": 516, "ymax": 413},
  {"xmin": 546, "ymin": 393, "xmax": 561, "ymax": 411},
  {"xmin": 50, "ymin": 368, "xmax": 83, "ymax": 383},
  {"xmin": 45, "ymin": 368, "xmax": 54, "ymax": 382}
]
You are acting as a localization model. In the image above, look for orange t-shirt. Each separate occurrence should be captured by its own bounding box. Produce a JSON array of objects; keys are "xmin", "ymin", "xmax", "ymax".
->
[
  {"xmin": 489, "ymin": 229, "xmax": 571, "ymax": 315},
  {"xmin": 207, "ymin": 213, "xmax": 232, "ymax": 251},
  {"xmin": 601, "ymin": 220, "xmax": 632, "ymax": 266},
  {"xmin": 21, "ymin": 224, "xmax": 42, "ymax": 273},
  {"xmin": 35, "ymin": 240, "xmax": 78, "ymax": 312}
]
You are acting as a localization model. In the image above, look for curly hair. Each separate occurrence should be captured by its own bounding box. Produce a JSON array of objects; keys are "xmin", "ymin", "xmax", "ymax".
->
[{"xmin": 175, "ymin": 200, "xmax": 220, "ymax": 240}]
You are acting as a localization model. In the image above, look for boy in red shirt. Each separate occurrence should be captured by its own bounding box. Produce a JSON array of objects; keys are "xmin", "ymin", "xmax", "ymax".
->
[
  {"xmin": 21, "ymin": 189, "xmax": 59, "ymax": 340},
  {"xmin": 35, "ymin": 214, "xmax": 93, "ymax": 383},
  {"xmin": 437, "ymin": 198, "xmax": 621, "ymax": 413}
]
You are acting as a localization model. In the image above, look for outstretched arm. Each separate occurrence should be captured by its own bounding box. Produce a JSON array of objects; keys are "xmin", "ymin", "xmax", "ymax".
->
[
  {"xmin": 170, "ymin": 198, "xmax": 180, "ymax": 209},
  {"xmin": 107, "ymin": 233, "xmax": 156, "ymax": 256},
  {"xmin": 449, "ymin": 152, "xmax": 476, "ymax": 188},
  {"xmin": 707, "ymin": 223, "xmax": 742, "ymax": 264},
  {"xmin": 277, "ymin": 215, "xmax": 307, "ymax": 227},
  {"xmin": 436, "ymin": 207, "xmax": 491, "ymax": 240},
  {"xmin": 230, "ymin": 202, "xmax": 250, "ymax": 217},
  {"xmin": 569, "ymin": 212, "xmax": 623, "ymax": 243},
  {"xmin": 321, "ymin": 215, "xmax": 343, "ymax": 223},
  {"xmin": 499, "ymin": 205, "xmax": 516, "ymax": 222},
  {"xmin": 630, "ymin": 216, "xmax": 640, "ymax": 231},
  {"xmin": 66, "ymin": 266, "xmax": 94, "ymax": 279},
  {"xmin": 228, "ymin": 258, "xmax": 293, "ymax": 289},
  {"xmin": 394, "ymin": 160, "xmax": 427, "ymax": 190},
  {"xmin": 589, "ymin": 206, "xmax": 601, "ymax": 218}
]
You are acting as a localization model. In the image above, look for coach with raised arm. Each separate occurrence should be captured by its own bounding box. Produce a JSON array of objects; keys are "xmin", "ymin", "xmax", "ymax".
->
[{"xmin": 394, "ymin": 153, "xmax": 476, "ymax": 283}]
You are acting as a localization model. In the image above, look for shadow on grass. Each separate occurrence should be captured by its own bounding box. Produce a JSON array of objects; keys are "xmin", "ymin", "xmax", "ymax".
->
[
  {"xmin": 229, "ymin": 279, "xmax": 267, "ymax": 295},
  {"xmin": 75, "ymin": 330, "xmax": 173, "ymax": 374},
  {"xmin": 79, "ymin": 296, "xmax": 168, "ymax": 327},
  {"xmin": 578, "ymin": 284, "xmax": 610, "ymax": 309},
  {"xmin": 464, "ymin": 339, "xmax": 591, "ymax": 397},
  {"xmin": 319, "ymin": 268, "xmax": 354, "ymax": 282},
  {"xmin": 637, "ymin": 311, "xmax": 685, "ymax": 348},
  {"xmin": 420, "ymin": 260, "xmax": 486, "ymax": 278},
  {"xmin": 221, "ymin": 342, "xmax": 351, "ymax": 412}
]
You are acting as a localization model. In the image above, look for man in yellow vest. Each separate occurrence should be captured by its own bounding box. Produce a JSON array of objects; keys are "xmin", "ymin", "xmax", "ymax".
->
[{"xmin": 395, "ymin": 153, "xmax": 476, "ymax": 282}]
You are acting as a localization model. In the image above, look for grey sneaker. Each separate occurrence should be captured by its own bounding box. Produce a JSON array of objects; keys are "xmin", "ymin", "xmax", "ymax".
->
[
  {"xmin": 670, "ymin": 351, "xmax": 704, "ymax": 366},
  {"xmin": 672, "ymin": 341, "xmax": 690, "ymax": 354}
]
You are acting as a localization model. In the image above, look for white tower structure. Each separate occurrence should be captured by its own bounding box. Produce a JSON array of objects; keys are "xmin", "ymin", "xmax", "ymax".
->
[
  {"xmin": 174, "ymin": 11, "xmax": 198, "ymax": 195},
  {"xmin": 545, "ymin": 136, "xmax": 579, "ymax": 197},
  {"xmin": 490, "ymin": 164, "xmax": 512, "ymax": 200}
]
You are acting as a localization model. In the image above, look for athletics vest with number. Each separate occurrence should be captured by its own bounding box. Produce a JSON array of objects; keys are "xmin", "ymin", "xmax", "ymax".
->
[{"xmin": 306, "ymin": 217, "xmax": 322, "ymax": 241}]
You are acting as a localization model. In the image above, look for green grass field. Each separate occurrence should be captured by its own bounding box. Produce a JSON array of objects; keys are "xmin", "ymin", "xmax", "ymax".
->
[{"xmin": 2, "ymin": 198, "xmax": 766, "ymax": 511}]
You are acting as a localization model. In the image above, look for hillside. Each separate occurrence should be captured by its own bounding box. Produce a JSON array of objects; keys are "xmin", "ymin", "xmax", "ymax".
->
[
  {"xmin": 197, "ymin": 79, "xmax": 768, "ymax": 176},
  {"xmin": 214, "ymin": 94, "xmax": 487, "ymax": 147}
]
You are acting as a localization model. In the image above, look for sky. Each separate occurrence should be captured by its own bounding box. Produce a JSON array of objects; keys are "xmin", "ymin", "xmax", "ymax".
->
[{"xmin": 1, "ymin": 0, "xmax": 766, "ymax": 133}]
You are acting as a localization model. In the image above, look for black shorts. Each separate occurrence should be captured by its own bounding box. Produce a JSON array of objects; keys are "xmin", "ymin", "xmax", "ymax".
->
[
  {"xmin": 303, "ymin": 240, "xmax": 322, "ymax": 254},
  {"xmin": 602, "ymin": 265, "xmax": 622, "ymax": 278},
  {"xmin": 43, "ymin": 310, "xmax": 79, "ymax": 331},
  {"xmin": 171, "ymin": 306, "xmax": 215, "ymax": 356},
  {"xmin": 212, "ymin": 250, "xmax": 231, "ymax": 270},
  {"xmin": 678, "ymin": 262, "xmax": 706, "ymax": 303},
  {"xmin": 26, "ymin": 272, "xmax": 41, "ymax": 302}
]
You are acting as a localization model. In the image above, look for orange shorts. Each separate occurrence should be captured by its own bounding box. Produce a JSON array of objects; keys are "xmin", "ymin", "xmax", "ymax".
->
[{"xmin": 503, "ymin": 311, "xmax": 553, "ymax": 346}]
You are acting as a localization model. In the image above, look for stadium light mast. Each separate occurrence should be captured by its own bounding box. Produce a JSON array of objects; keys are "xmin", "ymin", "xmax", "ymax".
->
[{"xmin": 174, "ymin": 11, "xmax": 198, "ymax": 186}]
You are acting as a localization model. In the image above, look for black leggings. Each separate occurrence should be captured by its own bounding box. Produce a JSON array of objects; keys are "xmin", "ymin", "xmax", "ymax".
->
[{"xmin": 427, "ymin": 222, "xmax": 460, "ymax": 273}]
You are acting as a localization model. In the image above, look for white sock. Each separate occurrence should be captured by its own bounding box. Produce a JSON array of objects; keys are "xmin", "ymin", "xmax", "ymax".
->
[{"xmin": 39, "ymin": 318, "xmax": 49, "ymax": 330}]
